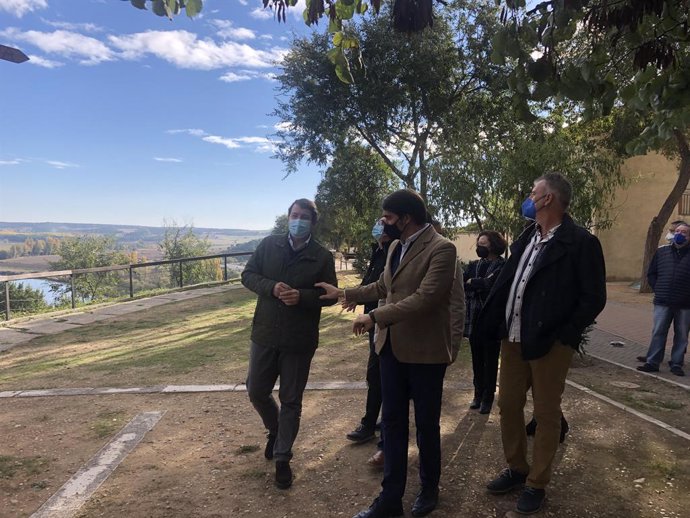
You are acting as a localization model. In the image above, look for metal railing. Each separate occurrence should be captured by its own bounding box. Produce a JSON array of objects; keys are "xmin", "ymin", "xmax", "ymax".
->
[{"xmin": 0, "ymin": 252, "xmax": 252, "ymax": 321}]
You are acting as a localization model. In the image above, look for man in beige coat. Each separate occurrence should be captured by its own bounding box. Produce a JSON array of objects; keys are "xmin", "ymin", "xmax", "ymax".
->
[{"xmin": 318, "ymin": 189, "xmax": 458, "ymax": 518}]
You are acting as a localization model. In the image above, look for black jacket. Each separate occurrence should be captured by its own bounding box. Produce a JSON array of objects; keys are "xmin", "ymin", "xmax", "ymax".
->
[
  {"xmin": 478, "ymin": 214, "xmax": 606, "ymax": 360},
  {"xmin": 361, "ymin": 242, "xmax": 390, "ymax": 313},
  {"xmin": 241, "ymin": 234, "xmax": 337, "ymax": 353},
  {"xmin": 648, "ymin": 244, "xmax": 690, "ymax": 308}
]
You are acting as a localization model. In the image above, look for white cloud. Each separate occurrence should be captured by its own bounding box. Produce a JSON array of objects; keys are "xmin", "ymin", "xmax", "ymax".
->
[
  {"xmin": 45, "ymin": 160, "xmax": 78, "ymax": 169},
  {"xmin": 250, "ymin": 7, "xmax": 273, "ymax": 20},
  {"xmin": 168, "ymin": 128, "xmax": 275, "ymax": 153},
  {"xmin": 154, "ymin": 157, "xmax": 183, "ymax": 163},
  {"xmin": 0, "ymin": 27, "xmax": 114, "ymax": 64},
  {"xmin": 0, "ymin": 0, "xmax": 47, "ymax": 17},
  {"xmin": 259, "ymin": 34, "xmax": 273, "ymax": 40},
  {"xmin": 27, "ymin": 54, "xmax": 63, "ymax": 68},
  {"xmin": 219, "ymin": 71, "xmax": 252, "ymax": 82},
  {"xmin": 0, "ymin": 158, "xmax": 24, "ymax": 165},
  {"xmin": 42, "ymin": 19, "xmax": 103, "ymax": 33},
  {"xmin": 211, "ymin": 19, "xmax": 256, "ymax": 40},
  {"xmin": 108, "ymin": 30, "xmax": 285, "ymax": 69},
  {"xmin": 237, "ymin": 0, "xmax": 248, "ymax": 5}
]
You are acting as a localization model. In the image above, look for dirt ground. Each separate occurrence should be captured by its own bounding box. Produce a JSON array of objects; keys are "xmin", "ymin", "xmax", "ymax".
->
[{"xmin": 1, "ymin": 278, "xmax": 689, "ymax": 518}]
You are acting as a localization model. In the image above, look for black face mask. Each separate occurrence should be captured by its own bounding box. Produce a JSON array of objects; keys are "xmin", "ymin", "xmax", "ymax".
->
[
  {"xmin": 384, "ymin": 223, "xmax": 401, "ymax": 240},
  {"xmin": 476, "ymin": 246, "xmax": 490, "ymax": 258}
]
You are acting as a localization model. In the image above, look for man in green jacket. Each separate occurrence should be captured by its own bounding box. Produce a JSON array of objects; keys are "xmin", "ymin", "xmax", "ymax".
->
[{"xmin": 241, "ymin": 198, "xmax": 337, "ymax": 490}]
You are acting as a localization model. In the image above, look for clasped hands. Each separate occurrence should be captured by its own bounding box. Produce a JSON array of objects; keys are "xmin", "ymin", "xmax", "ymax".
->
[
  {"xmin": 314, "ymin": 282, "xmax": 374, "ymax": 336},
  {"xmin": 272, "ymin": 282, "xmax": 300, "ymax": 306}
]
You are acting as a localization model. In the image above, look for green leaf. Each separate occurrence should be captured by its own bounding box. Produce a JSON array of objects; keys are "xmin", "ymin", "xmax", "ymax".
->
[
  {"xmin": 185, "ymin": 0, "xmax": 202, "ymax": 17},
  {"xmin": 335, "ymin": 61, "xmax": 354, "ymax": 84},
  {"xmin": 356, "ymin": 1, "xmax": 368, "ymax": 14},
  {"xmin": 130, "ymin": 0, "xmax": 147, "ymax": 9},
  {"xmin": 335, "ymin": 0, "xmax": 356, "ymax": 20},
  {"xmin": 527, "ymin": 57, "xmax": 552, "ymax": 83},
  {"xmin": 328, "ymin": 17, "xmax": 342, "ymax": 34},
  {"xmin": 152, "ymin": 0, "xmax": 167, "ymax": 16},
  {"xmin": 333, "ymin": 32, "xmax": 343, "ymax": 47},
  {"xmin": 341, "ymin": 0, "xmax": 355, "ymax": 4}
]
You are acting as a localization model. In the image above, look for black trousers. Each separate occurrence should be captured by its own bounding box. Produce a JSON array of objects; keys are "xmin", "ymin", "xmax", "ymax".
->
[
  {"xmin": 362, "ymin": 328, "xmax": 383, "ymax": 430},
  {"xmin": 469, "ymin": 335, "xmax": 501, "ymax": 399},
  {"xmin": 378, "ymin": 341, "xmax": 447, "ymax": 507}
]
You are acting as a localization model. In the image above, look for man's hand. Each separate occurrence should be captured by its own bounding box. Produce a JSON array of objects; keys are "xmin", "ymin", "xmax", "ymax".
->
[
  {"xmin": 273, "ymin": 282, "xmax": 292, "ymax": 298},
  {"xmin": 353, "ymin": 313, "xmax": 374, "ymax": 335},
  {"xmin": 315, "ymin": 282, "xmax": 343, "ymax": 300},
  {"xmin": 279, "ymin": 289, "xmax": 300, "ymax": 306},
  {"xmin": 342, "ymin": 300, "xmax": 358, "ymax": 312}
]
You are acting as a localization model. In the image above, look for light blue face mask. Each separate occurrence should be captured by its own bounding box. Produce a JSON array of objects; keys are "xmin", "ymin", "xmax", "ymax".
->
[
  {"xmin": 288, "ymin": 218, "xmax": 311, "ymax": 239},
  {"xmin": 371, "ymin": 222, "xmax": 384, "ymax": 240}
]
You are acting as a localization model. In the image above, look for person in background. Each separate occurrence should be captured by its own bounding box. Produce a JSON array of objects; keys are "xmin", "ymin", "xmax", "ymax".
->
[
  {"xmin": 463, "ymin": 230, "xmax": 506, "ymax": 414},
  {"xmin": 241, "ymin": 198, "xmax": 338, "ymax": 490},
  {"xmin": 345, "ymin": 219, "xmax": 392, "ymax": 470},
  {"xmin": 637, "ymin": 222, "xmax": 690, "ymax": 377}
]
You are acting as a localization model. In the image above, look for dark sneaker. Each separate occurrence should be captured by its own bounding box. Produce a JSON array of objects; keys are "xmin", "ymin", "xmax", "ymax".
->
[
  {"xmin": 636, "ymin": 355, "xmax": 647, "ymax": 363},
  {"xmin": 275, "ymin": 460, "xmax": 293, "ymax": 489},
  {"xmin": 264, "ymin": 433, "xmax": 276, "ymax": 460},
  {"xmin": 411, "ymin": 487, "xmax": 439, "ymax": 517},
  {"xmin": 346, "ymin": 424, "xmax": 376, "ymax": 443},
  {"xmin": 486, "ymin": 468, "xmax": 527, "ymax": 494},
  {"xmin": 637, "ymin": 363, "xmax": 659, "ymax": 373},
  {"xmin": 516, "ymin": 487, "xmax": 545, "ymax": 515},
  {"xmin": 670, "ymin": 366, "xmax": 686, "ymax": 376}
]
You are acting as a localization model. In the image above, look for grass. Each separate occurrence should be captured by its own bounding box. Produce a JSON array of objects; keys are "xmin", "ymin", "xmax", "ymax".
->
[
  {"xmin": 91, "ymin": 410, "xmax": 127, "ymax": 438},
  {"xmin": 236, "ymin": 445, "xmax": 260, "ymax": 455},
  {"xmin": 0, "ymin": 455, "xmax": 48, "ymax": 479}
]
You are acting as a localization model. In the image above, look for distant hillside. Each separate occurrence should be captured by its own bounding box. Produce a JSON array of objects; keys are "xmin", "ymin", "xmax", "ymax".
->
[
  {"xmin": 0, "ymin": 222, "xmax": 270, "ymax": 260},
  {"xmin": 0, "ymin": 221, "xmax": 268, "ymax": 241}
]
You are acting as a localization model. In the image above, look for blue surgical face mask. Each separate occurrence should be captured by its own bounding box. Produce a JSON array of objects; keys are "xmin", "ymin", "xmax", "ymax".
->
[
  {"xmin": 673, "ymin": 232, "xmax": 687, "ymax": 246},
  {"xmin": 288, "ymin": 218, "xmax": 311, "ymax": 239},
  {"xmin": 372, "ymin": 222, "xmax": 384, "ymax": 240},
  {"xmin": 520, "ymin": 194, "xmax": 547, "ymax": 220}
]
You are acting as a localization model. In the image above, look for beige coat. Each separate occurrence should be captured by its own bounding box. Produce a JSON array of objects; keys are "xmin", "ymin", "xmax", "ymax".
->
[{"xmin": 346, "ymin": 226, "xmax": 459, "ymax": 364}]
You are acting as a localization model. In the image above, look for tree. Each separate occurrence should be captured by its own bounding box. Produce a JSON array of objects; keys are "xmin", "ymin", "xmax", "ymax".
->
[
  {"xmin": 274, "ymin": 4, "xmax": 501, "ymax": 202},
  {"xmin": 50, "ymin": 236, "xmax": 131, "ymax": 302},
  {"xmin": 271, "ymin": 214, "xmax": 289, "ymax": 235},
  {"xmin": 315, "ymin": 142, "xmax": 399, "ymax": 253},
  {"xmin": 159, "ymin": 221, "xmax": 221, "ymax": 287},
  {"xmin": 1, "ymin": 282, "xmax": 48, "ymax": 315},
  {"xmin": 433, "ymin": 109, "xmax": 624, "ymax": 239},
  {"xmin": 493, "ymin": 0, "xmax": 690, "ymax": 291}
]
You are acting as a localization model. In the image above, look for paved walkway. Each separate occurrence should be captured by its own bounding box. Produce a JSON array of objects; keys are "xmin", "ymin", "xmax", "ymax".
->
[
  {"xmin": 1, "ymin": 284, "xmax": 688, "ymax": 390},
  {"xmin": 589, "ymin": 300, "xmax": 689, "ymax": 389}
]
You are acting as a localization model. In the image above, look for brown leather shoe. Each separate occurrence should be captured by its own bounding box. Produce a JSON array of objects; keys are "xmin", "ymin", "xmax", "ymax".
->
[{"xmin": 367, "ymin": 450, "xmax": 384, "ymax": 469}]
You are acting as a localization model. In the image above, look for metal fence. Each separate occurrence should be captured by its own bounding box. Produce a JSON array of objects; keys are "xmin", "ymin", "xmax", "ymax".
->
[{"xmin": 0, "ymin": 252, "xmax": 252, "ymax": 321}]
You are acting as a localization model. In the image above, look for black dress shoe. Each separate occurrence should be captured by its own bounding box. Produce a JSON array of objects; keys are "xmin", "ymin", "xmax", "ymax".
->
[
  {"xmin": 479, "ymin": 393, "xmax": 494, "ymax": 414},
  {"xmin": 637, "ymin": 363, "xmax": 659, "ymax": 373},
  {"xmin": 352, "ymin": 497, "xmax": 403, "ymax": 518},
  {"xmin": 411, "ymin": 487, "xmax": 439, "ymax": 517},
  {"xmin": 275, "ymin": 460, "xmax": 293, "ymax": 489},
  {"xmin": 636, "ymin": 355, "xmax": 647, "ymax": 363},
  {"xmin": 346, "ymin": 424, "xmax": 376, "ymax": 443}
]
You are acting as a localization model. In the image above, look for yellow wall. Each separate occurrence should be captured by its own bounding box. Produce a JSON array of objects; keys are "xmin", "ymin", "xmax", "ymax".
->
[
  {"xmin": 597, "ymin": 152, "xmax": 681, "ymax": 281},
  {"xmin": 452, "ymin": 232, "xmax": 480, "ymax": 264}
]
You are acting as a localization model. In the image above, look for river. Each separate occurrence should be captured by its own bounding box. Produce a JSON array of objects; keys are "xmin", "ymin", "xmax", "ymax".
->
[{"xmin": 10, "ymin": 278, "xmax": 62, "ymax": 305}]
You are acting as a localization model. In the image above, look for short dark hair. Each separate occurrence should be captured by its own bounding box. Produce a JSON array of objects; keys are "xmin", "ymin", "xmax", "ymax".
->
[
  {"xmin": 537, "ymin": 172, "xmax": 572, "ymax": 209},
  {"xmin": 288, "ymin": 199, "xmax": 318, "ymax": 224},
  {"xmin": 671, "ymin": 220, "xmax": 687, "ymax": 227},
  {"xmin": 382, "ymin": 189, "xmax": 428, "ymax": 225},
  {"xmin": 477, "ymin": 230, "xmax": 507, "ymax": 255}
]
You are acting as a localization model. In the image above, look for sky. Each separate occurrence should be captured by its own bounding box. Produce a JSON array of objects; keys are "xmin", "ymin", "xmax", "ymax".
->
[{"xmin": 0, "ymin": 0, "xmax": 324, "ymax": 231}]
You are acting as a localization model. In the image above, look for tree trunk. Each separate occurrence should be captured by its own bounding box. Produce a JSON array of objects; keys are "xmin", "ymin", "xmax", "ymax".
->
[{"xmin": 639, "ymin": 131, "xmax": 690, "ymax": 292}]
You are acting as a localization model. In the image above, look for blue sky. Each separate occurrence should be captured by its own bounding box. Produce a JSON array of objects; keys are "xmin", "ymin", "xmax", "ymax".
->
[{"xmin": 0, "ymin": 0, "xmax": 322, "ymax": 230}]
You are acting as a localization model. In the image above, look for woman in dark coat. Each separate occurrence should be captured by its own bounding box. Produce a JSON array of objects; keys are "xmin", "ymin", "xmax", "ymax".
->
[{"xmin": 463, "ymin": 230, "xmax": 506, "ymax": 414}]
